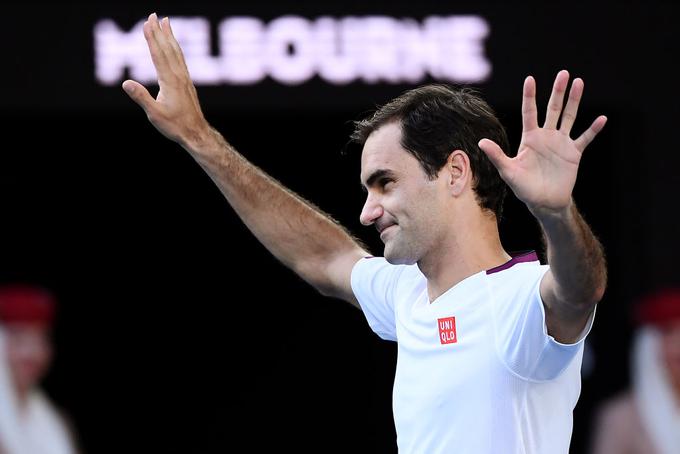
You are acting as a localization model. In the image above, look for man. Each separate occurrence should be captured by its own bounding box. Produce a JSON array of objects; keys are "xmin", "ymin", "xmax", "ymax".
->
[
  {"xmin": 123, "ymin": 13, "xmax": 607, "ymax": 453},
  {"xmin": 0, "ymin": 285, "xmax": 77, "ymax": 454},
  {"xmin": 591, "ymin": 289, "xmax": 680, "ymax": 454}
]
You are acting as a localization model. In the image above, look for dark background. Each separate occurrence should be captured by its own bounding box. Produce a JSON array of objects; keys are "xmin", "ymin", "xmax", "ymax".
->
[{"xmin": 1, "ymin": 1, "xmax": 678, "ymax": 452}]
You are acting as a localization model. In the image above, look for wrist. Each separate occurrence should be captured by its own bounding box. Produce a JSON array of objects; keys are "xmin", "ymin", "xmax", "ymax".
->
[
  {"xmin": 530, "ymin": 200, "xmax": 576, "ymax": 228},
  {"xmin": 179, "ymin": 121, "xmax": 215, "ymax": 153}
]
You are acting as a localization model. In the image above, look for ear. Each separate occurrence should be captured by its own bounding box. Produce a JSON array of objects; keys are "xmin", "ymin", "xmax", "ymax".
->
[{"xmin": 444, "ymin": 150, "xmax": 471, "ymax": 196}]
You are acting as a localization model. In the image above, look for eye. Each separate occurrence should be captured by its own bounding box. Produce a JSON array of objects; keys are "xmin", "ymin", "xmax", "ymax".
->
[{"xmin": 379, "ymin": 177, "xmax": 394, "ymax": 190}]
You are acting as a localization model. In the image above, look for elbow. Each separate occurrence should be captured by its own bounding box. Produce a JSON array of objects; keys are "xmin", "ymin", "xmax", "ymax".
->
[
  {"xmin": 592, "ymin": 282, "xmax": 606, "ymax": 304},
  {"xmin": 591, "ymin": 268, "xmax": 608, "ymax": 304},
  {"xmin": 291, "ymin": 259, "xmax": 336, "ymax": 297},
  {"xmin": 577, "ymin": 267, "xmax": 608, "ymax": 307},
  {"xmin": 553, "ymin": 278, "xmax": 606, "ymax": 311},
  {"xmin": 316, "ymin": 284, "xmax": 340, "ymax": 299},
  {"xmin": 574, "ymin": 281, "xmax": 606, "ymax": 308},
  {"xmin": 573, "ymin": 281, "xmax": 606, "ymax": 310}
]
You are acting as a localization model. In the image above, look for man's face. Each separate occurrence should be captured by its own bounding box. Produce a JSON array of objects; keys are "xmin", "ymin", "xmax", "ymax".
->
[
  {"xmin": 4, "ymin": 323, "xmax": 53, "ymax": 396},
  {"xmin": 661, "ymin": 320, "xmax": 680, "ymax": 387},
  {"xmin": 360, "ymin": 122, "xmax": 446, "ymax": 265}
]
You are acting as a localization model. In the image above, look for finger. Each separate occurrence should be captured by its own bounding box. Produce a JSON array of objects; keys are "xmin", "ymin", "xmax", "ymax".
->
[
  {"xmin": 522, "ymin": 76, "xmax": 538, "ymax": 133},
  {"xmin": 149, "ymin": 12, "xmax": 170, "ymax": 48},
  {"xmin": 559, "ymin": 78, "xmax": 584, "ymax": 134},
  {"xmin": 162, "ymin": 17, "xmax": 180, "ymax": 52},
  {"xmin": 161, "ymin": 17, "xmax": 190, "ymax": 72},
  {"xmin": 574, "ymin": 115, "xmax": 607, "ymax": 152},
  {"xmin": 543, "ymin": 70, "xmax": 570, "ymax": 129},
  {"xmin": 122, "ymin": 80, "xmax": 156, "ymax": 113},
  {"xmin": 478, "ymin": 138, "xmax": 512, "ymax": 177},
  {"xmin": 151, "ymin": 13, "xmax": 178, "ymax": 66},
  {"xmin": 143, "ymin": 14, "xmax": 172, "ymax": 82}
]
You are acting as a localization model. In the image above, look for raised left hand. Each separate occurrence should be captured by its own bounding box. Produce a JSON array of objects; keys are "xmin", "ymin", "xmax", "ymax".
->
[{"xmin": 478, "ymin": 70, "xmax": 606, "ymax": 219}]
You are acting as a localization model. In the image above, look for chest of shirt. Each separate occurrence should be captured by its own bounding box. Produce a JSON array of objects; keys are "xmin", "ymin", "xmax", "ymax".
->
[{"xmin": 392, "ymin": 275, "xmax": 506, "ymax": 389}]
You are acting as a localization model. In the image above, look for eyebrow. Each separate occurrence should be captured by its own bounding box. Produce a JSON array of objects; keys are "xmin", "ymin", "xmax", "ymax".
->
[{"xmin": 361, "ymin": 169, "xmax": 396, "ymax": 192}]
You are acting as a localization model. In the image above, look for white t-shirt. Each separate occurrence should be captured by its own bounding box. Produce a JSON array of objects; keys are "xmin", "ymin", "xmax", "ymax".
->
[
  {"xmin": 0, "ymin": 327, "xmax": 76, "ymax": 454},
  {"xmin": 350, "ymin": 252, "xmax": 594, "ymax": 454}
]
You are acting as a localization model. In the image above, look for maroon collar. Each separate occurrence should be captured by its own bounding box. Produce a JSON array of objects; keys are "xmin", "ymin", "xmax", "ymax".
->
[{"xmin": 486, "ymin": 251, "xmax": 539, "ymax": 275}]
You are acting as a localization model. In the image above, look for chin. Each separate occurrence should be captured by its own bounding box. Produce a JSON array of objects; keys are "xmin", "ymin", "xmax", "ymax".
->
[{"xmin": 383, "ymin": 243, "xmax": 418, "ymax": 265}]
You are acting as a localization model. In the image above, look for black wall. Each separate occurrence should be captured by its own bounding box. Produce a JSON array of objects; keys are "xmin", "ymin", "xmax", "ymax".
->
[{"xmin": 1, "ymin": 2, "xmax": 678, "ymax": 453}]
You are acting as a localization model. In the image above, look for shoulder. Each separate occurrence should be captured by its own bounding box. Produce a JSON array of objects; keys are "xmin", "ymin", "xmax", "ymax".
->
[
  {"xmin": 486, "ymin": 258, "xmax": 549, "ymax": 300},
  {"xmin": 352, "ymin": 256, "xmax": 423, "ymax": 286},
  {"xmin": 486, "ymin": 251, "xmax": 548, "ymax": 283}
]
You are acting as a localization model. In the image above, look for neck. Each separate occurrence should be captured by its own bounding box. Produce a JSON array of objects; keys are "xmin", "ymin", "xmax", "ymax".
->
[
  {"xmin": 419, "ymin": 211, "xmax": 510, "ymax": 302},
  {"xmin": 13, "ymin": 389, "xmax": 30, "ymax": 414}
]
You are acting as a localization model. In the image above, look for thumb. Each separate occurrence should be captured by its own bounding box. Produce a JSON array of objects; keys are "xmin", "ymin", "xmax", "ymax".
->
[
  {"xmin": 478, "ymin": 138, "xmax": 510, "ymax": 175},
  {"xmin": 122, "ymin": 80, "xmax": 155, "ymax": 113}
]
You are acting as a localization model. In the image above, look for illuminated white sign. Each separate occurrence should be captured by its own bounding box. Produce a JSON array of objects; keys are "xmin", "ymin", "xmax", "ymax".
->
[{"xmin": 94, "ymin": 15, "xmax": 491, "ymax": 86}]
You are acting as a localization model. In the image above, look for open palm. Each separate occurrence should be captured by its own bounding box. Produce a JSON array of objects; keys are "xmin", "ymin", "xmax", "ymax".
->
[{"xmin": 479, "ymin": 71, "xmax": 607, "ymax": 217}]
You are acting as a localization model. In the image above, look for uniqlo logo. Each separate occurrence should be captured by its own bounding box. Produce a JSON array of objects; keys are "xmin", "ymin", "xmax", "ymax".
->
[{"xmin": 438, "ymin": 316, "xmax": 457, "ymax": 344}]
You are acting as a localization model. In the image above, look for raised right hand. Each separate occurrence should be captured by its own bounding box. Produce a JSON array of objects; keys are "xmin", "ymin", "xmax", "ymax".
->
[{"xmin": 122, "ymin": 13, "xmax": 210, "ymax": 147}]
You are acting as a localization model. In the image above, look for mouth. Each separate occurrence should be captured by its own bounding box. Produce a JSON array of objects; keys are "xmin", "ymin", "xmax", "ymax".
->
[{"xmin": 379, "ymin": 224, "xmax": 397, "ymax": 241}]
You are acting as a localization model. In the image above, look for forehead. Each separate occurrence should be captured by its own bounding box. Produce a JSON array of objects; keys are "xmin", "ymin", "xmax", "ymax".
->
[
  {"xmin": 4, "ymin": 323, "xmax": 50, "ymax": 338},
  {"xmin": 360, "ymin": 121, "xmax": 419, "ymax": 182}
]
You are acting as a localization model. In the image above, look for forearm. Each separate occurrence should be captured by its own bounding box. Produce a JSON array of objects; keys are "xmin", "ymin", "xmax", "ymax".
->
[
  {"xmin": 538, "ymin": 201, "xmax": 607, "ymax": 309},
  {"xmin": 181, "ymin": 125, "xmax": 367, "ymax": 295},
  {"xmin": 122, "ymin": 15, "xmax": 366, "ymax": 301}
]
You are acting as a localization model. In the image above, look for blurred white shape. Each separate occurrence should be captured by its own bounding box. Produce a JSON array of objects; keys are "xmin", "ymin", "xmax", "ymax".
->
[
  {"xmin": 314, "ymin": 17, "xmax": 356, "ymax": 84},
  {"xmin": 94, "ymin": 15, "xmax": 491, "ymax": 86},
  {"xmin": 170, "ymin": 17, "xmax": 220, "ymax": 84},
  {"xmin": 427, "ymin": 16, "xmax": 491, "ymax": 82},
  {"xmin": 219, "ymin": 17, "xmax": 266, "ymax": 84},
  {"xmin": 396, "ymin": 19, "xmax": 430, "ymax": 84},
  {"xmin": 352, "ymin": 17, "xmax": 401, "ymax": 83},
  {"xmin": 94, "ymin": 19, "xmax": 151, "ymax": 84},
  {"xmin": 266, "ymin": 16, "xmax": 316, "ymax": 85}
]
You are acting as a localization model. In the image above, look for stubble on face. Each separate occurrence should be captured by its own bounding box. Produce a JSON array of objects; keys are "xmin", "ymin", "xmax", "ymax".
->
[{"xmin": 361, "ymin": 122, "xmax": 444, "ymax": 266}]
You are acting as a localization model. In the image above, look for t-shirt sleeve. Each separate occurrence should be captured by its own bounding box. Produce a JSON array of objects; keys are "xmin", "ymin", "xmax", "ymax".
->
[
  {"xmin": 493, "ymin": 264, "xmax": 596, "ymax": 381},
  {"xmin": 350, "ymin": 257, "xmax": 405, "ymax": 342}
]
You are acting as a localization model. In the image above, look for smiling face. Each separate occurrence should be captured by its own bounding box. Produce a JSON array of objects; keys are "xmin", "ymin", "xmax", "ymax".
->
[
  {"xmin": 4, "ymin": 323, "xmax": 53, "ymax": 398},
  {"xmin": 359, "ymin": 121, "xmax": 449, "ymax": 265}
]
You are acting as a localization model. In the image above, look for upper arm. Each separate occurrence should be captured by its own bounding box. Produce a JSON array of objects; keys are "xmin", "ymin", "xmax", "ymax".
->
[
  {"xmin": 540, "ymin": 269, "xmax": 598, "ymax": 344},
  {"xmin": 296, "ymin": 246, "xmax": 368, "ymax": 309},
  {"xmin": 495, "ymin": 264, "xmax": 591, "ymax": 380}
]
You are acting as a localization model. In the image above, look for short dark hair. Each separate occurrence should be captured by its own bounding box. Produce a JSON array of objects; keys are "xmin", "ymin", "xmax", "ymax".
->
[{"xmin": 351, "ymin": 84, "xmax": 511, "ymax": 218}]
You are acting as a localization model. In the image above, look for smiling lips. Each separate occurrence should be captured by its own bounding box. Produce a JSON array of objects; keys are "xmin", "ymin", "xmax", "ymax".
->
[{"xmin": 378, "ymin": 223, "xmax": 397, "ymax": 241}]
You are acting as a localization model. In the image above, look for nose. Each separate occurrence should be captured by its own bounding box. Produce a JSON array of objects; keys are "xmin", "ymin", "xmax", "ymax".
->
[{"xmin": 360, "ymin": 193, "xmax": 384, "ymax": 226}]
